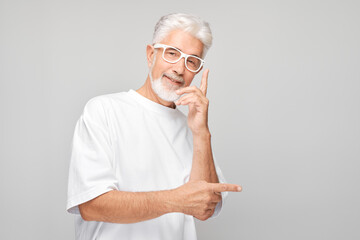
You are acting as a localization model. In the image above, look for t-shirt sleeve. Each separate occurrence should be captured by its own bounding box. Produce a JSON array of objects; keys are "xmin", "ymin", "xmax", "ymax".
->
[
  {"xmin": 210, "ymin": 155, "xmax": 228, "ymax": 219},
  {"xmin": 66, "ymin": 97, "xmax": 118, "ymax": 214}
]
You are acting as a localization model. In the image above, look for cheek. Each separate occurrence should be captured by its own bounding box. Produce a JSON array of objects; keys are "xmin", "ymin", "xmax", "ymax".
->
[
  {"xmin": 184, "ymin": 74, "xmax": 196, "ymax": 86},
  {"xmin": 151, "ymin": 65, "xmax": 163, "ymax": 79},
  {"xmin": 152, "ymin": 60, "xmax": 171, "ymax": 77}
]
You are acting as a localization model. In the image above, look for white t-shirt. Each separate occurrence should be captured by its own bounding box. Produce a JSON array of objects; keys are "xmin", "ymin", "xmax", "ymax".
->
[{"xmin": 67, "ymin": 89, "xmax": 228, "ymax": 240}]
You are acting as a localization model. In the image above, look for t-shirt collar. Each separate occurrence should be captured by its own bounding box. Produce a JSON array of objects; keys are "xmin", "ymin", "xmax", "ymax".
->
[{"xmin": 128, "ymin": 89, "xmax": 181, "ymax": 116}]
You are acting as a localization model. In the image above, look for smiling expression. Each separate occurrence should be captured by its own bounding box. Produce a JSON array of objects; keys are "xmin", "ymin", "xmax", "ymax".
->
[{"xmin": 147, "ymin": 30, "xmax": 204, "ymax": 92}]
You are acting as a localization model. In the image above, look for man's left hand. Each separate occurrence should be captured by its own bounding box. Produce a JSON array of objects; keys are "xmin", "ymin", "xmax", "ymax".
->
[{"xmin": 175, "ymin": 69, "xmax": 210, "ymax": 135}]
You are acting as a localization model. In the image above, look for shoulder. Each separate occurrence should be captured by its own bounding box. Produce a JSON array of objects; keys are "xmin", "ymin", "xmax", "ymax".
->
[
  {"xmin": 81, "ymin": 91, "xmax": 130, "ymax": 125},
  {"xmin": 83, "ymin": 91, "xmax": 129, "ymax": 113}
]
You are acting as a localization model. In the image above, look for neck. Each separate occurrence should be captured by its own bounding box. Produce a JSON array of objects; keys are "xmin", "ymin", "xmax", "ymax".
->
[{"xmin": 136, "ymin": 75, "xmax": 176, "ymax": 109}]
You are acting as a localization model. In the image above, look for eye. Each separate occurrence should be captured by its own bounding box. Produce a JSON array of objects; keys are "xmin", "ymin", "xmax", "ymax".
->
[
  {"xmin": 165, "ymin": 49, "xmax": 180, "ymax": 59},
  {"xmin": 187, "ymin": 59, "xmax": 196, "ymax": 66}
]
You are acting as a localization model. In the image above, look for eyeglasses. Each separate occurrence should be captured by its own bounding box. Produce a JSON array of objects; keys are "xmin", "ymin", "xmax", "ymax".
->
[{"xmin": 153, "ymin": 43, "xmax": 205, "ymax": 73}]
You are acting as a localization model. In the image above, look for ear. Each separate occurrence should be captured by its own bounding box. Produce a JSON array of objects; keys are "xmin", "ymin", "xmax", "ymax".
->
[{"xmin": 146, "ymin": 44, "xmax": 155, "ymax": 68}]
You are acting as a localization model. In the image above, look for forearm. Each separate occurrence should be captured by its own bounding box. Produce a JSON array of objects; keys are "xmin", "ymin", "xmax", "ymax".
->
[
  {"xmin": 189, "ymin": 130, "xmax": 219, "ymax": 183},
  {"xmin": 79, "ymin": 189, "xmax": 179, "ymax": 224}
]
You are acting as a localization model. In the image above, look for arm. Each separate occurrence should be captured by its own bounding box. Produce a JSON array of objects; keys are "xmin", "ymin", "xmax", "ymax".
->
[
  {"xmin": 79, "ymin": 182, "xmax": 241, "ymax": 223},
  {"xmin": 175, "ymin": 70, "xmax": 229, "ymax": 220},
  {"xmin": 79, "ymin": 189, "xmax": 177, "ymax": 223},
  {"xmin": 189, "ymin": 131, "xmax": 219, "ymax": 183},
  {"xmin": 175, "ymin": 70, "xmax": 219, "ymax": 183}
]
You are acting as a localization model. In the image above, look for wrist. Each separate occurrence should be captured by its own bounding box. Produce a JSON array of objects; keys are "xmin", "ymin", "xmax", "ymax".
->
[
  {"xmin": 161, "ymin": 188, "xmax": 183, "ymax": 214},
  {"xmin": 192, "ymin": 129, "xmax": 211, "ymax": 139}
]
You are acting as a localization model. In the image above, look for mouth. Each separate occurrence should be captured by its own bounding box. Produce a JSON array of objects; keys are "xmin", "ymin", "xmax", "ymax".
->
[{"xmin": 164, "ymin": 75, "xmax": 183, "ymax": 86}]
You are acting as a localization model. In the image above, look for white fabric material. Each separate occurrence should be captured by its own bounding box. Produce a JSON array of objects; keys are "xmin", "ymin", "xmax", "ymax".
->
[{"xmin": 67, "ymin": 89, "xmax": 228, "ymax": 240}]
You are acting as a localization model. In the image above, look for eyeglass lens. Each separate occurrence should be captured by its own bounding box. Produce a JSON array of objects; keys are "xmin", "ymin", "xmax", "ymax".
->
[{"xmin": 163, "ymin": 47, "xmax": 202, "ymax": 71}]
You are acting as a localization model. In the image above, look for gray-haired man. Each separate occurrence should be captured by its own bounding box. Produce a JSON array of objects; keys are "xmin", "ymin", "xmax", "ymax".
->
[{"xmin": 67, "ymin": 13, "xmax": 242, "ymax": 240}]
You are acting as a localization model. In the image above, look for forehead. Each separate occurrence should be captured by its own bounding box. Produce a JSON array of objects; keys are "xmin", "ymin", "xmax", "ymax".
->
[{"xmin": 160, "ymin": 29, "xmax": 204, "ymax": 57}]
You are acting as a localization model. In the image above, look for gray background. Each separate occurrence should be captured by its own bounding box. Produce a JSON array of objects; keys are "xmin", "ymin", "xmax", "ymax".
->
[{"xmin": 1, "ymin": 0, "xmax": 359, "ymax": 239}]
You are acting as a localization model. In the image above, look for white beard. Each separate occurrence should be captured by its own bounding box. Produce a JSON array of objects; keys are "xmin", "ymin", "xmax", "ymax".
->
[{"xmin": 149, "ymin": 53, "xmax": 184, "ymax": 102}]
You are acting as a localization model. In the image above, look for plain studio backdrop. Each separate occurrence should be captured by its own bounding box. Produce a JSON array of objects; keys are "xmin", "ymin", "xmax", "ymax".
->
[{"xmin": 1, "ymin": 0, "xmax": 359, "ymax": 239}]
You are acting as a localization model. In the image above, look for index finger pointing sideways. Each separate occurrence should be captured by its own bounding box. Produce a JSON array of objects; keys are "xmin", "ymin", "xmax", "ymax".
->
[{"xmin": 211, "ymin": 183, "xmax": 242, "ymax": 193}]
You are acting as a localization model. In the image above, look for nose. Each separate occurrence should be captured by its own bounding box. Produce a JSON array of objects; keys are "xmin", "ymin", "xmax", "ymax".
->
[{"xmin": 172, "ymin": 56, "xmax": 186, "ymax": 75}]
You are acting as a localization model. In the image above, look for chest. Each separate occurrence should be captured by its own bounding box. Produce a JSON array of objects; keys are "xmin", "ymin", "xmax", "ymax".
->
[{"xmin": 109, "ymin": 109, "xmax": 193, "ymax": 191}]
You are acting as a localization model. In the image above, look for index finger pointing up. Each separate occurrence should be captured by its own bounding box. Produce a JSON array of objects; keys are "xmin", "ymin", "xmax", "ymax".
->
[{"xmin": 200, "ymin": 69, "xmax": 209, "ymax": 96}]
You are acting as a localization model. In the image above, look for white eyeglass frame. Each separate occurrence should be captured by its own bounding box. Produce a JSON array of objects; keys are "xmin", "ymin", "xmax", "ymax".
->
[{"xmin": 153, "ymin": 43, "xmax": 205, "ymax": 73}]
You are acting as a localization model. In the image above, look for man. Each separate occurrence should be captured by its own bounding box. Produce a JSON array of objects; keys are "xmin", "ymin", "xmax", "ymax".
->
[{"xmin": 67, "ymin": 13, "xmax": 242, "ymax": 240}]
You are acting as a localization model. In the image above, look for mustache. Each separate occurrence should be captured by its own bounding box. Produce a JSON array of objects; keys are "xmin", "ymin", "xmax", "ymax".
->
[{"xmin": 163, "ymin": 73, "xmax": 184, "ymax": 83}]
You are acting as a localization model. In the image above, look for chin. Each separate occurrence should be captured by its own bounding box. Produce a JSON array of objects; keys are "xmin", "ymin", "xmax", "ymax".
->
[{"xmin": 150, "ymin": 75, "xmax": 182, "ymax": 102}]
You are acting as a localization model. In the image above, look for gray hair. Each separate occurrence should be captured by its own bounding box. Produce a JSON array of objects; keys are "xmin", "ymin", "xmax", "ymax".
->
[{"xmin": 152, "ymin": 13, "xmax": 213, "ymax": 57}]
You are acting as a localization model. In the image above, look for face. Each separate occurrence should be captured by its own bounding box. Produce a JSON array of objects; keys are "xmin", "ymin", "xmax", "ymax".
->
[{"xmin": 147, "ymin": 30, "xmax": 204, "ymax": 102}]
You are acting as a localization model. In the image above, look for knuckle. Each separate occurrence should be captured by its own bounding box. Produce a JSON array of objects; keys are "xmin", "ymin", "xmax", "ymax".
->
[
  {"xmin": 201, "ymin": 209, "xmax": 207, "ymax": 215},
  {"xmin": 199, "ymin": 180, "xmax": 207, "ymax": 187},
  {"xmin": 199, "ymin": 216, "xmax": 207, "ymax": 221}
]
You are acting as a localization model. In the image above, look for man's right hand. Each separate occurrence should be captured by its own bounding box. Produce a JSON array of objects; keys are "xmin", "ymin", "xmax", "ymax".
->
[
  {"xmin": 172, "ymin": 180, "xmax": 242, "ymax": 221},
  {"xmin": 78, "ymin": 180, "xmax": 241, "ymax": 224}
]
